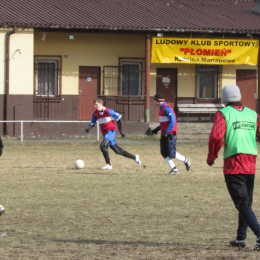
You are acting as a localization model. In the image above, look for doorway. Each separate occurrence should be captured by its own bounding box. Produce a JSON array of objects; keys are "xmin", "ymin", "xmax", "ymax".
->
[
  {"xmin": 156, "ymin": 68, "xmax": 177, "ymax": 121},
  {"xmin": 236, "ymin": 69, "xmax": 256, "ymax": 111},
  {"xmin": 78, "ymin": 66, "xmax": 100, "ymax": 120}
]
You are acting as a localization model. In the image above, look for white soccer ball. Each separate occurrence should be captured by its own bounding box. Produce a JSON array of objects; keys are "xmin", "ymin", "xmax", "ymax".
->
[{"xmin": 75, "ymin": 160, "xmax": 84, "ymax": 169}]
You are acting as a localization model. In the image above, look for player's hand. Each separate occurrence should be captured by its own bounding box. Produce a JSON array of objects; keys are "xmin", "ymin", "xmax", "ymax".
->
[
  {"xmin": 86, "ymin": 129, "xmax": 89, "ymax": 133},
  {"xmin": 207, "ymin": 160, "xmax": 214, "ymax": 166},
  {"xmin": 151, "ymin": 128, "xmax": 159, "ymax": 135},
  {"xmin": 161, "ymin": 132, "xmax": 168, "ymax": 138},
  {"xmin": 120, "ymin": 132, "xmax": 126, "ymax": 138},
  {"xmin": 145, "ymin": 127, "xmax": 153, "ymax": 136}
]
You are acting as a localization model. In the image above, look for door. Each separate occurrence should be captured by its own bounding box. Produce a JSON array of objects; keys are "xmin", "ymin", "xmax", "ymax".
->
[
  {"xmin": 78, "ymin": 66, "xmax": 100, "ymax": 120},
  {"xmin": 236, "ymin": 70, "xmax": 256, "ymax": 111},
  {"xmin": 156, "ymin": 68, "xmax": 177, "ymax": 121}
]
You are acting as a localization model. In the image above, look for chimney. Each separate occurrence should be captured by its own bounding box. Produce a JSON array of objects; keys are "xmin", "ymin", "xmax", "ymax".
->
[{"xmin": 253, "ymin": 0, "xmax": 260, "ymax": 15}]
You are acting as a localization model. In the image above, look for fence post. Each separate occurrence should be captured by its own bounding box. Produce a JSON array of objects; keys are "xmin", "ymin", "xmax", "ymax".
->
[
  {"xmin": 97, "ymin": 121, "xmax": 99, "ymax": 141},
  {"xmin": 21, "ymin": 121, "xmax": 23, "ymax": 143}
]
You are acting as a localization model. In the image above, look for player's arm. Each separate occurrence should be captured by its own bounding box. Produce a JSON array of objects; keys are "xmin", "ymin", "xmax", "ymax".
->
[
  {"xmin": 116, "ymin": 119, "xmax": 126, "ymax": 138},
  {"xmin": 145, "ymin": 125, "xmax": 160, "ymax": 135},
  {"xmin": 108, "ymin": 109, "xmax": 125, "ymax": 137},
  {"xmin": 207, "ymin": 111, "xmax": 225, "ymax": 166},
  {"xmin": 256, "ymin": 113, "xmax": 260, "ymax": 142},
  {"xmin": 152, "ymin": 125, "xmax": 161, "ymax": 134},
  {"xmin": 86, "ymin": 112, "xmax": 96, "ymax": 133},
  {"xmin": 162, "ymin": 107, "xmax": 175, "ymax": 136}
]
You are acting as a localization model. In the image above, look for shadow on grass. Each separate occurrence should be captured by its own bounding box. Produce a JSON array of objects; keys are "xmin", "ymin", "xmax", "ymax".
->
[
  {"xmin": 61, "ymin": 168, "xmax": 116, "ymax": 175},
  {"xmin": 72, "ymin": 172, "xmax": 116, "ymax": 175},
  {"xmin": 51, "ymin": 238, "xmax": 237, "ymax": 250}
]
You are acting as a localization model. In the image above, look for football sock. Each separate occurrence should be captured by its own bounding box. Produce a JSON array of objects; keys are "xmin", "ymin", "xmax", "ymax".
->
[
  {"xmin": 165, "ymin": 156, "xmax": 176, "ymax": 169},
  {"xmin": 175, "ymin": 152, "xmax": 185, "ymax": 162}
]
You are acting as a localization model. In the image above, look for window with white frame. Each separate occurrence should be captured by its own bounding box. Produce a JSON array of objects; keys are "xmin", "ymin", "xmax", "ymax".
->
[
  {"xmin": 196, "ymin": 65, "xmax": 221, "ymax": 101},
  {"xmin": 34, "ymin": 56, "xmax": 62, "ymax": 101}
]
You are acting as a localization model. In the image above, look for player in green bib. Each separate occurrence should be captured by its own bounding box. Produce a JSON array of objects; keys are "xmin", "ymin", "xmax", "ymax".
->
[
  {"xmin": 207, "ymin": 84, "xmax": 260, "ymax": 251},
  {"xmin": 221, "ymin": 105, "xmax": 257, "ymax": 159}
]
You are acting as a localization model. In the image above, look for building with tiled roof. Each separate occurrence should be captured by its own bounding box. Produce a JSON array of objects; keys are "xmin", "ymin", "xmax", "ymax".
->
[{"xmin": 0, "ymin": 0, "xmax": 260, "ymax": 137}]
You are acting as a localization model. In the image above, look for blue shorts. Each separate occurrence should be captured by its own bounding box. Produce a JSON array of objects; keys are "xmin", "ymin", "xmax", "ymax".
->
[{"xmin": 103, "ymin": 130, "xmax": 117, "ymax": 146}]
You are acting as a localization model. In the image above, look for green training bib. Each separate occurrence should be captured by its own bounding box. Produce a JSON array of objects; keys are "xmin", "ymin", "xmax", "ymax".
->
[{"xmin": 220, "ymin": 106, "xmax": 257, "ymax": 159}]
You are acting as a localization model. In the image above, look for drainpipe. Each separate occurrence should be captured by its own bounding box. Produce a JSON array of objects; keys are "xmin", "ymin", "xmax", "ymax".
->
[
  {"xmin": 145, "ymin": 35, "xmax": 151, "ymax": 122},
  {"xmin": 5, "ymin": 26, "xmax": 16, "ymax": 135}
]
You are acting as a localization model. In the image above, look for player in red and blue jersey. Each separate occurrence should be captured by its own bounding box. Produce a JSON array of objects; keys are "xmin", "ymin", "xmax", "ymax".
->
[
  {"xmin": 85, "ymin": 98, "xmax": 141, "ymax": 170},
  {"xmin": 151, "ymin": 93, "xmax": 191, "ymax": 175}
]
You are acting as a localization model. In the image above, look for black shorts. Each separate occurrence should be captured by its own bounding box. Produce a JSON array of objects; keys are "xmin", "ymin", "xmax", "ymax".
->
[
  {"xmin": 160, "ymin": 134, "xmax": 177, "ymax": 158},
  {"xmin": 225, "ymin": 174, "xmax": 255, "ymax": 211}
]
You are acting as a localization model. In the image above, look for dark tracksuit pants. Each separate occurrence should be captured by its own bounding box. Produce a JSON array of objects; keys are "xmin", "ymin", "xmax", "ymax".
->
[{"xmin": 225, "ymin": 174, "xmax": 260, "ymax": 241}]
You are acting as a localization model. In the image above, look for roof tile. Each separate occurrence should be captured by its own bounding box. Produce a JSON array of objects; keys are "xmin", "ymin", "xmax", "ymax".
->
[{"xmin": 0, "ymin": 0, "xmax": 259, "ymax": 34}]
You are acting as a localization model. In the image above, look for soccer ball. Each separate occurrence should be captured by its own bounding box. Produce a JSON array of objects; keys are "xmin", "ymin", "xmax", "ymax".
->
[
  {"xmin": 75, "ymin": 160, "xmax": 84, "ymax": 169},
  {"xmin": 0, "ymin": 205, "xmax": 5, "ymax": 216}
]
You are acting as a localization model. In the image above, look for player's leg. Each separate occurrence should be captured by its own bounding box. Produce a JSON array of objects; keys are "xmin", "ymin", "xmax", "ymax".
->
[
  {"xmin": 246, "ymin": 174, "xmax": 260, "ymax": 251},
  {"xmin": 100, "ymin": 138, "xmax": 112, "ymax": 169},
  {"xmin": 173, "ymin": 135, "xmax": 191, "ymax": 171},
  {"xmin": 110, "ymin": 144, "xmax": 141, "ymax": 166},
  {"xmin": 225, "ymin": 174, "xmax": 260, "ymax": 250},
  {"xmin": 160, "ymin": 134, "xmax": 178, "ymax": 175},
  {"xmin": 106, "ymin": 130, "xmax": 141, "ymax": 166},
  {"xmin": 229, "ymin": 212, "xmax": 248, "ymax": 248},
  {"xmin": 175, "ymin": 152, "xmax": 191, "ymax": 171},
  {"xmin": 237, "ymin": 175, "xmax": 260, "ymax": 242}
]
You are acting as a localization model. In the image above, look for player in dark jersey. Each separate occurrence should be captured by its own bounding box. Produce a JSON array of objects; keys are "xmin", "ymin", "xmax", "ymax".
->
[
  {"xmin": 150, "ymin": 93, "xmax": 190, "ymax": 175},
  {"xmin": 86, "ymin": 98, "xmax": 141, "ymax": 169}
]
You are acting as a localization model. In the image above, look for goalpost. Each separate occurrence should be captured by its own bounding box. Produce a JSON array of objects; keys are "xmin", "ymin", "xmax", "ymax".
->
[{"xmin": 0, "ymin": 121, "xmax": 100, "ymax": 142}]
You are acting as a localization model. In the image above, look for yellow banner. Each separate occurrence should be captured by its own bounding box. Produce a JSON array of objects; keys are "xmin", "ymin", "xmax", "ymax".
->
[{"xmin": 151, "ymin": 38, "xmax": 259, "ymax": 65}]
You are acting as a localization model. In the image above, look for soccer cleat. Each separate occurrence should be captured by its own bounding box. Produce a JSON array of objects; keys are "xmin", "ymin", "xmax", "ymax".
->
[
  {"xmin": 102, "ymin": 164, "xmax": 112, "ymax": 170},
  {"xmin": 254, "ymin": 237, "xmax": 260, "ymax": 251},
  {"xmin": 0, "ymin": 205, "xmax": 5, "ymax": 216},
  {"xmin": 229, "ymin": 239, "xmax": 246, "ymax": 248},
  {"xmin": 184, "ymin": 157, "xmax": 191, "ymax": 171},
  {"xmin": 167, "ymin": 167, "xmax": 179, "ymax": 175},
  {"xmin": 135, "ymin": 155, "xmax": 141, "ymax": 166}
]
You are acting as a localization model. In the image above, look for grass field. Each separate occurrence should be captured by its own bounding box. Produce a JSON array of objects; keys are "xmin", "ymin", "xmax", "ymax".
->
[{"xmin": 1, "ymin": 139, "xmax": 260, "ymax": 259}]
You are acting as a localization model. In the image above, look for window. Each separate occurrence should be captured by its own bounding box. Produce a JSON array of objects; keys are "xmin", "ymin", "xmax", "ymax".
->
[
  {"xmin": 119, "ymin": 58, "xmax": 145, "ymax": 96},
  {"xmin": 196, "ymin": 65, "xmax": 221, "ymax": 102},
  {"xmin": 121, "ymin": 62, "xmax": 142, "ymax": 95},
  {"xmin": 34, "ymin": 56, "xmax": 62, "ymax": 101}
]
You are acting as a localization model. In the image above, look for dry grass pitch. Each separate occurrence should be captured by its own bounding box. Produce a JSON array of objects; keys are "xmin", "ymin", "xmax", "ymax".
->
[{"xmin": 0, "ymin": 139, "xmax": 260, "ymax": 259}]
